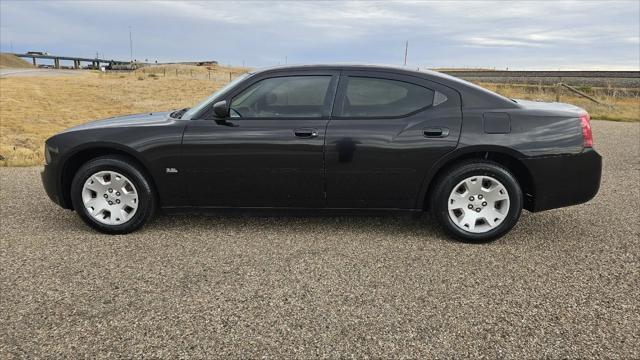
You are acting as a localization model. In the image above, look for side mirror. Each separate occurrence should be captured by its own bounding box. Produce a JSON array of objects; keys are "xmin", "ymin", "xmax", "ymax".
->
[{"xmin": 212, "ymin": 100, "xmax": 229, "ymax": 118}]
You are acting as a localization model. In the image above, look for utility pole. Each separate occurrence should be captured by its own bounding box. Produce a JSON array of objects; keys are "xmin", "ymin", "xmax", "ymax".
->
[
  {"xmin": 129, "ymin": 26, "xmax": 133, "ymax": 63},
  {"xmin": 285, "ymin": 56, "xmax": 288, "ymax": 64},
  {"xmin": 403, "ymin": 41, "xmax": 408, "ymax": 66}
]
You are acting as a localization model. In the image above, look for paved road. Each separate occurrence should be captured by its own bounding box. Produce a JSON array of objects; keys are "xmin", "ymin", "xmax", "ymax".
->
[
  {"xmin": 1, "ymin": 120, "xmax": 638, "ymax": 358},
  {"xmin": 0, "ymin": 68, "xmax": 86, "ymax": 78}
]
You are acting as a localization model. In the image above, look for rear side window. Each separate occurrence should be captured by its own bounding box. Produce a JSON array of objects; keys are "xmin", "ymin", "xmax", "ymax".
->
[
  {"xmin": 338, "ymin": 77, "xmax": 435, "ymax": 118},
  {"xmin": 230, "ymin": 76, "xmax": 332, "ymax": 118}
]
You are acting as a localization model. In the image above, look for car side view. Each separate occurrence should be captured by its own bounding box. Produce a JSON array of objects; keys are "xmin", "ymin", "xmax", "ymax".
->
[{"xmin": 41, "ymin": 64, "xmax": 602, "ymax": 242}]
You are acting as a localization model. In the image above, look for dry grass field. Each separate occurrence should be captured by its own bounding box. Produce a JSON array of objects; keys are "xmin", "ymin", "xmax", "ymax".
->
[
  {"xmin": 0, "ymin": 65, "xmax": 247, "ymax": 166},
  {"xmin": 0, "ymin": 65, "xmax": 638, "ymax": 166},
  {"xmin": 480, "ymin": 83, "xmax": 639, "ymax": 122}
]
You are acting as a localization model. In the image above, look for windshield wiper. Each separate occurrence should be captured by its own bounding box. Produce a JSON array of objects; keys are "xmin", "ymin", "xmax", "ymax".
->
[{"xmin": 170, "ymin": 108, "xmax": 189, "ymax": 119}]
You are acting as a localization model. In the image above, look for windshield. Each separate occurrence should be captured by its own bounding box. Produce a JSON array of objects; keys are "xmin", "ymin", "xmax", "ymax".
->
[{"xmin": 182, "ymin": 73, "xmax": 250, "ymax": 119}]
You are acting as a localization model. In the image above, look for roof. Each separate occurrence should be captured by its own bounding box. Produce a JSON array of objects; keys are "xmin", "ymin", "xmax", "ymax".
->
[
  {"xmin": 251, "ymin": 63, "xmax": 437, "ymax": 75},
  {"xmin": 249, "ymin": 63, "xmax": 479, "ymax": 89}
]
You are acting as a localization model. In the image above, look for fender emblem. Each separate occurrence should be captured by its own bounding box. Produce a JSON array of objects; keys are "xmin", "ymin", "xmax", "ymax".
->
[{"xmin": 165, "ymin": 168, "xmax": 179, "ymax": 174}]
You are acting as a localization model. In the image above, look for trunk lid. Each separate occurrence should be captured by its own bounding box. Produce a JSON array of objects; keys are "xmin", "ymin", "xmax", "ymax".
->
[{"xmin": 513, "ymin": 99, "xmax": 586, "ymax": 115}]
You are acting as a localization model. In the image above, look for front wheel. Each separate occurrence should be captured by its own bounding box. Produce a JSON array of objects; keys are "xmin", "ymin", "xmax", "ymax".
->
[
  {"xmin": 70, "ymin": 156, "xmax": 156, "ymax": 234},
  {"xmin": 430, "ymin": 160, "xmax": 523, "ymax": 243}
]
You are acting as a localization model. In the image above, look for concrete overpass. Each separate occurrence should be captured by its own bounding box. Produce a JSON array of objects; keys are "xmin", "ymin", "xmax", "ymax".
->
[{"xmin": 10, "ymin": 53, "xmax": 130, "ymax": 69}]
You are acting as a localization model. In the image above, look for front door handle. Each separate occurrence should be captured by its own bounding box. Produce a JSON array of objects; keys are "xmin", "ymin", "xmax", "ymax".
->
[
  {"xmin": 294, "ymin": 128, "xmax": 319, "ymax": 138},
  {"xmin": 423, "ymin": 127, "xmax": 450, "ymax": 138}
]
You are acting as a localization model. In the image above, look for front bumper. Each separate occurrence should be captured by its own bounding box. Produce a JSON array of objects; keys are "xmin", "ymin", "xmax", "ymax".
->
[
  {"xmin": 41, "ymin": 163, "xmax": 66, "ymax": 208},
  {"xmin": 522, "ymin": 148, "xmax": 602, "ymax": 212}
]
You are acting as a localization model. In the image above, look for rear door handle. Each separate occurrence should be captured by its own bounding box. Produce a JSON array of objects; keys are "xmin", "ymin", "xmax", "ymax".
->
[
  {"xmin": 294, "ymin": 128, "xmax": 319, "ymax": 138},
  {"xmin": 423, "ymin": 127, "xmax": 450, "ymax": 138}
]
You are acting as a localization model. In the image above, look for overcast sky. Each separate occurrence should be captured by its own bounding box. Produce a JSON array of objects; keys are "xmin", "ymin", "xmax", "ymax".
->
[{"xmin": 1, "ymin": 0, "xmax": 639, "ymax": 70}]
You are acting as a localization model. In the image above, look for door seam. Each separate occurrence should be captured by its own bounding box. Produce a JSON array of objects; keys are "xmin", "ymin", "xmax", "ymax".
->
[{"xmin": 323, "ymin": 70, "xmax": 343, "ymax": 207}]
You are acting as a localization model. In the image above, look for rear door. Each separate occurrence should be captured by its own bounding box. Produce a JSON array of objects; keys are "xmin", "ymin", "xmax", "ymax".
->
[
  {"xmin": 181, "ymin": 70, "xmax": 339, "ymax": 208},
  {"xmin": 325, "ymin": 70, "xmax": 462, "ymax": 209}
]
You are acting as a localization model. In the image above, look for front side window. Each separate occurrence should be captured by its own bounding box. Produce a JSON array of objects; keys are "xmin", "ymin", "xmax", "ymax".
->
[
  {"xmin": 338, "ymin": 77, "xmax": 435, "ymax": 118},
  {"xmin": 230, "ymin": 76, "xmax": 332, "ymax": 118}
]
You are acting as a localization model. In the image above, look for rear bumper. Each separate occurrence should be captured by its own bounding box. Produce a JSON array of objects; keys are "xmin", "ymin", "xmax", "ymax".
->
[{"xmin": 522, "ymin": 148, "xmax": 602, "ymax": 212}]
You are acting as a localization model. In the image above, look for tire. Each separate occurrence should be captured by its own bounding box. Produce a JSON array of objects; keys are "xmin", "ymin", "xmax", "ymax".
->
[
  {"xmin": 70, "ymin": 155, "xmax": 156, "ymax": 234},
  {"xmin": 429, "ymin": 160, "xmax": 522, "ymax": 243}
]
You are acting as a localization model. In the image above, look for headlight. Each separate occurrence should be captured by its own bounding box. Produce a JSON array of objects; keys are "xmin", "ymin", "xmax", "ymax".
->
[{"xmin": 44, "ymin": 145, "xmax": 58, "ymax": 165}]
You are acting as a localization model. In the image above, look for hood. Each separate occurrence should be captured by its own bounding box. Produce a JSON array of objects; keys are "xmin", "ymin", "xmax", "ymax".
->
[{"xmin": 60, "ymin": 111, "xmax": 173, "ymax": 133}]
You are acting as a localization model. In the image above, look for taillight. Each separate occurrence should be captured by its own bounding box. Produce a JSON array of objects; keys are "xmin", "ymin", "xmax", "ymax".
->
[{"xmin": 580, "ymin": 113, "xmax": 593, "ymax": 148}]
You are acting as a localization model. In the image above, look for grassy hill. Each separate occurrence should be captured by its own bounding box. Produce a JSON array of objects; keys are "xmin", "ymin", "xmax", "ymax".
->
[{"xmin": 0, "ymin": 53, "xmax": 33, "ymax": 68}]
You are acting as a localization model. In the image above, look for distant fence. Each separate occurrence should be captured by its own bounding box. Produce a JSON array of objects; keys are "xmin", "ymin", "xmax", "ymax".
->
[
  {"xmin": 108, "ymin": 66, "xmax": 248, "ymax": 84},
  {"xmin": 441, "ymin": 70, "xmax": 639, "ymax": 78},
  {"xmin": 486, "ymin": 82, "xmax": 640, "ymax": 103},
  {"xmin": 442, "ymin": 70, "xmax": 640, "ymax": 88}
]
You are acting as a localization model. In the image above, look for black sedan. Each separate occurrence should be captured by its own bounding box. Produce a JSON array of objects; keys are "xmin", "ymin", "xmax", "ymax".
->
[{"xmin": 42, "ymin": 65, "xmax": 602, "ymax": 242}]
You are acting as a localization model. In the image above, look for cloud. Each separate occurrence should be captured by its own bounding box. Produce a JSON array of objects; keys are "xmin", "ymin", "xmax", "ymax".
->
[
  {"xmin": 625, "ymin": 36, "xmax": 640, "ymax": 44},
  {"xmin": 0, "ymin": 0, "xmax": 638, "ymax": 69},
  {"xmin": 464, "ymin": 37, "xmax": 548, "ymax": 48}
]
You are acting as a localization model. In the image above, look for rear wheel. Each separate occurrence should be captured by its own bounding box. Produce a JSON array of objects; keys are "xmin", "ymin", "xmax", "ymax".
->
[
  {"xmin": 430, "ymin": 160, "xmax": 522, "ymax": 242},
  {"xmin": 70, "ymin": 156, "xmax": 156, "ymax": 234}
]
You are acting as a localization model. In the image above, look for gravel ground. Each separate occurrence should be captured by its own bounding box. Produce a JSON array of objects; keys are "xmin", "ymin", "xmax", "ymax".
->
[{"xmin": 1, "ymin": 120, "xmax": 638, "ymax": 358}]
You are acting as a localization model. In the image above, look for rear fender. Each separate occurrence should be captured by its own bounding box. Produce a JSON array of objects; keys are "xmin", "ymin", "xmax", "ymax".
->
[{"xmin": 416, "ymin": 145, "xmax": 527, "ymax": 209}]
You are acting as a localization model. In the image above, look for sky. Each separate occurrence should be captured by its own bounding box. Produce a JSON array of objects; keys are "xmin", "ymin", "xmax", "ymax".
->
[{"xmin": 1, "ymin": 0, "xmax": 639, "ymax": 70}]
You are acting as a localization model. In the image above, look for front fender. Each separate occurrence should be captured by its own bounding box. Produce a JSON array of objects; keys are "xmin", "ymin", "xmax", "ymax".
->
[{"xmin": 45, "ymin": 120, "xmax": 188, "ymax": 209}]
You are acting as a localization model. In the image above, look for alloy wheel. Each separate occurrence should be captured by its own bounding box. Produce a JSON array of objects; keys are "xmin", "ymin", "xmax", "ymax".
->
[
  {"xmin": 447, "ymin": 175, "xmax": 510, "ymax": 233},
  {"xmin": 81, "ymin": 170, "xmax": 139, "ymax": 225}
]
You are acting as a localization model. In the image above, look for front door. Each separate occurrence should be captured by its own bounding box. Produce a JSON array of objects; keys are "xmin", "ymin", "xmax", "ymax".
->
[
  {"xmin": 325, "ymin": 71, "xmax": 463, "ymax": 209},
  {"xmin": 181, "ymin": 71, "xmax": 339, "ymax": 208}
]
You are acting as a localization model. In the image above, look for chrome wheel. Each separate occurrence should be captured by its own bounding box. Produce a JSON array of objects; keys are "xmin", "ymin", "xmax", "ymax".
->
[
  {"xmin": 81, "ymin": 171, "xmax": 138, "ymax": 225},
  {"xmin": 447, "ymin": 175, "xmax": 510, "ymax": 233}
]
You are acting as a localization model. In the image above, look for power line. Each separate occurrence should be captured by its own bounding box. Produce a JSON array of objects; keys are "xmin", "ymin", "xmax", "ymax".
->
[
  {"xmin": 129, "ymin": 26, "xmax": 133, "ymax": 63},
  {"xmin": 403, "ymin": 40, "xmax": 408, "ymax": 66}
]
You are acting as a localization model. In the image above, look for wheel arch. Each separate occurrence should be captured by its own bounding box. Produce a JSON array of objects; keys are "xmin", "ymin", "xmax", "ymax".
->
[
  {"xmin": 420, "ymin": 146, "xmax": 535, "ymax": 211},
  {"xmin": 58, "ymin": 143, "xmax": 158, "ymax": 210}
]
